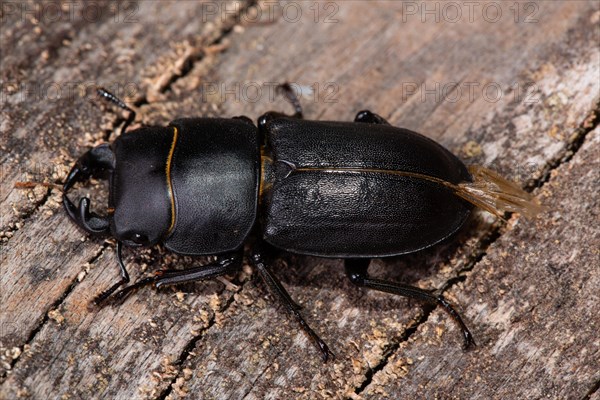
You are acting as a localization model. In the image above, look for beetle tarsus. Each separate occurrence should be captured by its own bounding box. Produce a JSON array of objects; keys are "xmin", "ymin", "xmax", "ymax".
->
[
  {"xmin": 436, "ymin": 295, "xmax": 476, "ymax": 349},
  {"xmin": 345, "ymin": 259, "xmax": 475, "ymax": 349},
  {"xmin": 92, "ymin": 242, "xmax": 131, "ymax": 305},
  {"xmin": 110, "ymin": 276, "xmax": 156, "ymax": 305},
  {"xmin": 153, "ymin": 254, "xmax": 241, "ymax": 287},
  {"xmin": 251, "ymin": 247, "xmax": 334, "ymax": 363}
]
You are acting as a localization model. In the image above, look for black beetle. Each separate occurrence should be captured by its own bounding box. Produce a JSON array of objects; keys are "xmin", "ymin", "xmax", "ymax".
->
[{"xmin": 63, "ymin": 85, "xmax": 540, "ymax": 361}]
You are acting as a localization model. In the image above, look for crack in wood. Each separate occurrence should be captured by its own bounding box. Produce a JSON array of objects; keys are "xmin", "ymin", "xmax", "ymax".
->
[
  {"xmin": 240, "ymin": 347, "xmax": 285, "ymax": 400},
  {"xmin": 581, "ymin": 377, "xmax": 600, "ymax": 400},
  {"xmin": 351, "ymin": 307, "xmax": 433, "ymax": 398},
  {"xmin": 1, "ymin": 186, "xmax": 52, "ymax": 247},
  {"xmin": 155, "ymin": 275, "xmax": 250, "ymax": 400},
  {"xmin": 134, "ymin": 0, "xmax": 258, "ymax": 109},
  {"xmin": 526, "ymin": 99, "xmax": 600, "ymax": 191},
  {"xmin": 0, "ymin": 242, "xmax": 108, "ymax": 382}
]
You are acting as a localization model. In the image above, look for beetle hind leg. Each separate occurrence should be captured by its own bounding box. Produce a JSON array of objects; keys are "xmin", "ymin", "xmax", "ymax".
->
[
  {"xmin": 345, "ymin": 259, "xmax": 475, "ymax": 349},
  {"xmin": 250, "ymin": 247, "xmax": 334, "ymax": 363}
]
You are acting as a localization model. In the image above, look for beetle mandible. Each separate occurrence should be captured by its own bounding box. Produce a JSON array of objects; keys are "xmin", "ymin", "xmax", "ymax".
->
[{"xmin": 62, "ymin": 84, "xmax": 541, "ymax": 361}]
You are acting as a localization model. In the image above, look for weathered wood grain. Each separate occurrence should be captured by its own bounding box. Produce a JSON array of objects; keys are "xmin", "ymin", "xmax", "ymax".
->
[{"xmin": 1, "ymin": 1, "xmax": 599, "ymax": 399}]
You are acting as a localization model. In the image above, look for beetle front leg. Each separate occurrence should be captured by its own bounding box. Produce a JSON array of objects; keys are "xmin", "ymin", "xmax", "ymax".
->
[
  {"xmin": 92, "ymin": 241, "xmax": 130, "ymax": 305},
  {"xmin": 345, "ymin": 259, "xmax": 475, "ymax": 349},
  {"xmin": 102, "ymin": 251, "xmax": 243, "ymax": 305},
  {"xmin": 250, "ymin": 247, "xmax": 334, "ymax": 363}
]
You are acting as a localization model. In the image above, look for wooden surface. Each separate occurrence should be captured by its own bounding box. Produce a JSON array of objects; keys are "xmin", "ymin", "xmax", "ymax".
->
[{"xmin": 1, "ymin": 1, "xmax": 599, "ymax": 399}]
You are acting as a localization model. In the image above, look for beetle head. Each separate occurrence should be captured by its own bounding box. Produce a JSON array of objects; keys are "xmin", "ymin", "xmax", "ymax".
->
[
  {"xmin": 107, "ymin": 128, "xmax": 175, "ymax": 247},
  {"xmin": 63, "ymin": 129, "xmax": 175, "ymax": 248}
]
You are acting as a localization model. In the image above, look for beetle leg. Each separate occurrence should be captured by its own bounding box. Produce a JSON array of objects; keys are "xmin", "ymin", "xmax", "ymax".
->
[
  {"xmin": 103, "ymin": 252, "xmax": 242, "ymax": 305},
  {"xmin": 276, "ymin": 83, "xmax": 303, "ymax": 118},
  {"xmin": 257, "ymin": 83, "xmax": 304, "ymax": 133},
  {"xmin": 96, "ymin": 87, "xmax": 136, "ymax": 135},
  {"xmin": 354, "ymin": 110, "xmax": 390, "ymax": 125},
  {"xmin": 345, "ymin": 259, "xmax": 475, "ymax": 349},
  {"xmin": 92, "ymin": 241, "xmax": 130, "ymax": 305},
  {"xmin": 250, "ymin": 248, "xmax": 334, "ymax": 363}
]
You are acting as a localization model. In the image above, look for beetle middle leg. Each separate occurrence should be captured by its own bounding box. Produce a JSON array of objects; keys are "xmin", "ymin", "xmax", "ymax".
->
[
  {"xmin": 345, "ymin": 259, "xmax": 475, "ymax": 349},
  {"xmin": 101, "ymin": 252, "xmax": 243, "ymax": 305},
  {"xmin": 250, "ymin": 247, "xmax": 334, "ymax": 363}
]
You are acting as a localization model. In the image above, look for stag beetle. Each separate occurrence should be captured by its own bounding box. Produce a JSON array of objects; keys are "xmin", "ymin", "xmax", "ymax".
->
[{"xmin": 63, "ymin": 85, "xmax": 540, "ymax": 361}]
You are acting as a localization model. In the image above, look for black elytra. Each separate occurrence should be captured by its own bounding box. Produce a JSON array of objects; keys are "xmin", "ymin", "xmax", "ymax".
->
[
  {"xmin": 63, "ymin": 84, "xmax": 541, "ymax": 362},
  {"xmin": 262, "ymin": 117, "xmax": 472, "ymax": 257}
]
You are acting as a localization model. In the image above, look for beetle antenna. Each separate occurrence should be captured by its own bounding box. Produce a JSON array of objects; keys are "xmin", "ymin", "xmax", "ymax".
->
[{"xmin": 96, "ymin": 86, "xmax": 136, "ymax": 135}]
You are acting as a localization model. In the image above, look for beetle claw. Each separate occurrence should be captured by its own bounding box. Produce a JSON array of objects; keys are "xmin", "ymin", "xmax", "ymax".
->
[
  {"xmin": 462, "ymin": 330, "xmax": 477, "ymax": 350},
  {"xmin": 109, "ymin": 276, "xmax": 157, "ymax": 304},
  {"xmin": 319, "ymin": 341, "xmax": 335, "ymax": 363}
]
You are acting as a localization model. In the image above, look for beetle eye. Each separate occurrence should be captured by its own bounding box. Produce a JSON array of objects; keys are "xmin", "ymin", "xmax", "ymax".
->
[{"xmin": 130, "ymin": 233, "xmax": 149, "ymax": 245}]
